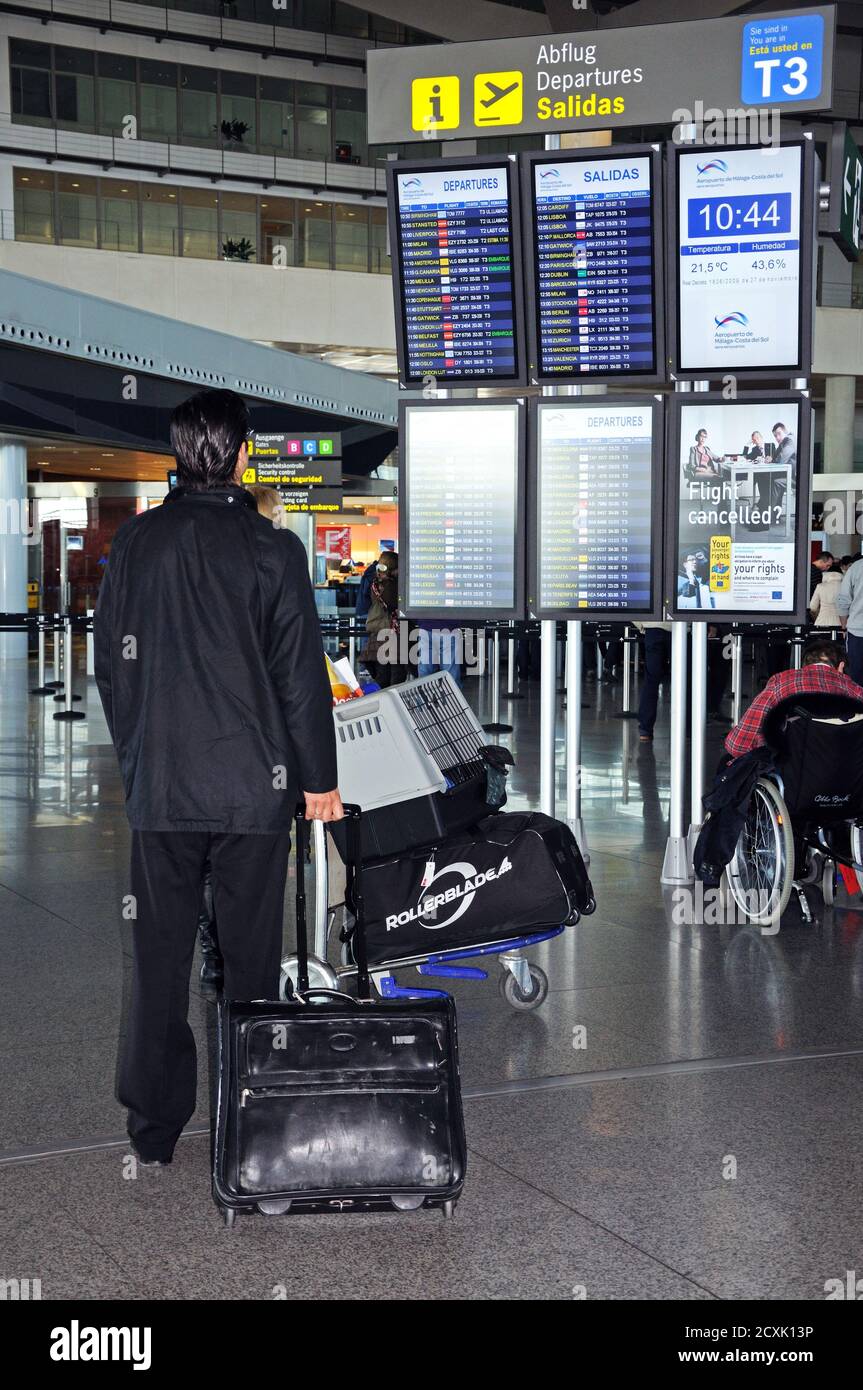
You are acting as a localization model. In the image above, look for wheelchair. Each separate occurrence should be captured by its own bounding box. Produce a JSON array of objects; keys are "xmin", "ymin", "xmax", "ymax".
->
[{"xmin": 724, "ymin": 694, "xmax": 863, "ymax": 926}]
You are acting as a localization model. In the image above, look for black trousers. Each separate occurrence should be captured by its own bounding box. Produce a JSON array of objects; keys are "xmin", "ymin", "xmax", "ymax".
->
[{"xmin": 119, "ymin": 829, "xmax": 292, "ymax": 1161}]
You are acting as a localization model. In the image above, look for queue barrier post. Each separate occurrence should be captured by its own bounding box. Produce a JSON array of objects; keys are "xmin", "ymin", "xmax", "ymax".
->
[
  {"xmin": 483, "ymin": 625, "xmax": 513, "ymax": 735},
  {"xmin": 54, "ymin": 617, "xmax": 86, "ymax": 721},
  {"xmin": 31, "ymin": 618, "xmax": 54, "ymax": 696}
]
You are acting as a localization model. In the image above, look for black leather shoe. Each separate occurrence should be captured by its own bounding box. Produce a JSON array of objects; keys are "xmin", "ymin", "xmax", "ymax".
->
[{"xmin": 199, "ymin": 920, "xmax": 224, "ymax": 990}]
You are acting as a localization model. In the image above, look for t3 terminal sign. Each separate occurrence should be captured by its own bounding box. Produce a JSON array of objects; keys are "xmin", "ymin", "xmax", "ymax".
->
[{"xmin": 369, "ymin": 6, "xmax": 835, "ymax": 144}]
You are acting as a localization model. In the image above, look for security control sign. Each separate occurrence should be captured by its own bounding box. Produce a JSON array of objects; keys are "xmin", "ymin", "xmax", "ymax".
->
[
  {"xmin": 669, "ymin": 138, "xmax": 816, "ymax": 378},
  {"xmin": 245, "ymin": 432, "xmax": 342, "ymax": 487},
  {"xmin": 666, "ymin": 392, "xmax": 812, "ymax": 623},
  {"xmin": 368, "ymin": 7, "xmax": 835, "ymax": 144}
]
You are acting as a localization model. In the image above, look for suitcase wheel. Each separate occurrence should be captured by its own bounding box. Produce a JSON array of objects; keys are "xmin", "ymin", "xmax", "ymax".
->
[
  {"xmin": 221, "ymin": 1207, "xmax": 237, "ymax": 1229},
  {"xmin": 583, "ymin": 894, "xmax": 597, "ymax": 916},
  {"xmin": 499, "ymin": 963, "xmax": 548, "ymax": 1011},
  {"xmin": 391, "ymin": 1193, "xmax": 425, "ymax": 1212},
  {"xmin": 257, "ymin": 1199, "xmax": 293, "ymax": 1216},
  {"xmin": 442, "ymin": 1200, "xmax": 455, "ymax": 1221}
]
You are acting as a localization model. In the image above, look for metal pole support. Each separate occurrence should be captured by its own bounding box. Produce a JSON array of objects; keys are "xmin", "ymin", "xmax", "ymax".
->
[
  {"xmin": 31, "ymin": 620, "xmax": 54, "ymax": 696},
  {"xmin": 505, "ymin": 620, "xmax": 523, "ymax": 700},
  {"xmin": 483, "ymin": 627, "xmax": 513, "ymax": 734},
  {"xmin": 731, "ymin": 631, "xmax": 743, "ymax": 726},
  {"xmin": 661, "ymin": 622, "xmax": 693, "ymax": 884},
  {"xmin": 565, "ymin": 619, "xmax": 588, "ymax": 862},
  {"xmin": 54, "ymin": 617, "xmax": 86, "ymax": 721},
  {"xmin": 687, "ymin": 622, "xmax": 708, "ymax": 855},
  {"xmin": 540, "ymin": 619, "xmax": 557, "ymax": 817}
]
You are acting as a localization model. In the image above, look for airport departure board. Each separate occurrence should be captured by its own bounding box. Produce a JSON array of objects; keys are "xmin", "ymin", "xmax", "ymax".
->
[
  {"xmin": 525, "ymin": 146, "xmax": 663, "ymax": 383},
  {"xmin": 529, "ymin": 397, "xmax": 662, "ymax": 621},
  {"xmin": 399, "ymin": 400, "xmax": 525, "ymax": 620},
  {"xmin": 389, "ymin": 157, "xmax": 526, "ymax": 387}
]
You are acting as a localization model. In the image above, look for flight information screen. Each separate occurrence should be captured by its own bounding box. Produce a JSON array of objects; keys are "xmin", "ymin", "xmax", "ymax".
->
[
  {"xmin": 532, "ymin": 399, "xmax": 660, "ymax": 619},
  {"xmin": 392, "ymin": 160, "xmax": 524, "ymax": 386},
  {"xmin": 401, "ymin": 402, "xmax": 523, "ymax": 620},
  {"xmin": 675, "ymin": 142, "xmax": 807, "ymax": 373},
  {"xmin": 529, "ymin": 149, "xmax": 659, "ymax": 381}
]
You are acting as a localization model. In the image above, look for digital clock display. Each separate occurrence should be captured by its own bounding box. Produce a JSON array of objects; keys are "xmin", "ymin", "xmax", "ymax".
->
[{"xmin": 676, "ymin": 143, "xmax": 804, "ymax": 373}]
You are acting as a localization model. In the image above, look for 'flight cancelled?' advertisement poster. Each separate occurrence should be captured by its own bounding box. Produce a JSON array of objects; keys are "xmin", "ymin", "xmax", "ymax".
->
[{"xmin": 672, "ymin": 399, "xmax": 804, "ymax": 618}]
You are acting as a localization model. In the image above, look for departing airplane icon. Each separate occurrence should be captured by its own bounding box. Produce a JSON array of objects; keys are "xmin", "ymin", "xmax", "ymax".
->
[
  {"xmin": 481, "ymin": 80, "xmax": 519, "ymax": 107},
  {"xmin": 473, "ymin": 70, "xmax": 523, "ymax": 126}
]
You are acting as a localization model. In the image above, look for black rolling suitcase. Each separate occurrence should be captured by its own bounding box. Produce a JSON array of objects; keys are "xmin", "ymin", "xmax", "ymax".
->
[
  {"xmin": 346, "ymin": 811, "xmax": 596, "ymax": 970},
  {"xmin": 212, "ymin": 805, "xmax": 467, "ymax": 1225}
]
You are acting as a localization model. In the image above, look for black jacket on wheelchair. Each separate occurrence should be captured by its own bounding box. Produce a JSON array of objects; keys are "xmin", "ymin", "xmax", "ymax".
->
[{"xmin": 761, "ymin": 693, "xmax": 863, "ymax": 822}]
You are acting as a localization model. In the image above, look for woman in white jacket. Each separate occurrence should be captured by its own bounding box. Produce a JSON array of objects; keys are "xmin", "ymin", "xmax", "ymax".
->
[{"xmin": 810, "ymin": 569, "xmax": 844, "ymax": 628}]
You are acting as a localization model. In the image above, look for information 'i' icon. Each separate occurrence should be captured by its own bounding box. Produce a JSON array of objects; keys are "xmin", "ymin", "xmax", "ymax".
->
[{"xmin": 411, "ymin": 76, "xmax": 460, "ymax": 133}]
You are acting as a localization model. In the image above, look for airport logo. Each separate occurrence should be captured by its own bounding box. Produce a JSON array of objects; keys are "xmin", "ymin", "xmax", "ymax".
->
[
  {"xmin": 385, "ymin": 856, "xmax": 513, "ymax": 932},
  {"xmin": 539, "ymin": 168, "xmax": 560, "ymax": 180},
  {"xmin": 715, "ymin": 311, "xmax": 749, "ymax": 329},
  {"xmin": 402, "ymin": 177, "xmax": 422, "ymax": 191},
  {"xmin": 698, "ymin": 158, "xmax": 729, "ymax": 175}
]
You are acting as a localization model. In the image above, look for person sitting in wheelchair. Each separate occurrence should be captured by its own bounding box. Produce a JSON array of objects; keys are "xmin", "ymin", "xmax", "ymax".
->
[{"xmin": 725, "ymin": 636, "xmax": 863, "ymax": 760}]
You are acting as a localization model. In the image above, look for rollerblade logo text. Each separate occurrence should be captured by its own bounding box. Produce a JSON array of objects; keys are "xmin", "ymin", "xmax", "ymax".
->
[{"xmin": 386, "ymin": 857, "xmax": 513, "ymax": 932}]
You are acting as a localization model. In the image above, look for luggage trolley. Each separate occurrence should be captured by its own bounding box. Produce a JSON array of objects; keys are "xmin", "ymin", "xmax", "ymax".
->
[{"xmin": 281, "ymin": 672, "xmax": 573, "ymax": 1011}]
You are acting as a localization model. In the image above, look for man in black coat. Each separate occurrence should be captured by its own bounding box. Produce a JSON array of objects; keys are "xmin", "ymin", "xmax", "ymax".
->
[{"xmin": 95, "ymin": 388, "xmax": 342, "ymax": 1165}]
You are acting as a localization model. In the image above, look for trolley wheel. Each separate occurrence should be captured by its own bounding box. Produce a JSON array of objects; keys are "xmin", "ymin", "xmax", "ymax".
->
[
  {"xmin": 725, "ymin": 777, "xmax": 794, "ymax": 926},
  {"xmin": 500, "ymin": 964, "xmax": 548, "ymax": 1011},
  {"xmin": 221, "ymin": 1207, "xmax": 236, "ymax": 1229},
  {"xmin": 582, "ymin": 894, "xmax": 597, "ymax": 916},
  {"xmin": 822, "ymin": 858, "xmax": 837, "ymax": 908},
  {"xmin": 280, "ymin": 953, "xmax": 339, "ymax": 1001}
]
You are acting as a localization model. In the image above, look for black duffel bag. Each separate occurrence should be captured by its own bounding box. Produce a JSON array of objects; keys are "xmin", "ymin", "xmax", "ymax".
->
[{"xmin": 344, "ymin": 811, "xmax": 595, "ymax": 970}]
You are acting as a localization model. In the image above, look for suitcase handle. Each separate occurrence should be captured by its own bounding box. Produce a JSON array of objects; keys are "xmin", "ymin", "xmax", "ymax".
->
[
  {"xmin": 294, "ymin": 803, "xmax": 369, "ymax": 1002},
  {"xmin": 296, "ymin": 988, "xmax": 369, "ymax": 1007}
]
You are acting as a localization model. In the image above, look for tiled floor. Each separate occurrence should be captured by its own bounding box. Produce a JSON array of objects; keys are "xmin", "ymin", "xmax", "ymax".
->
[{"xmin": 1, "ymin": 648, "xmax": 862, "ymax": 1299}]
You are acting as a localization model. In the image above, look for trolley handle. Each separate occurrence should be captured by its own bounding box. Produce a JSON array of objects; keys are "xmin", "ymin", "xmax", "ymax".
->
[{"xmin": 294, "ymin": 803, "xmax": 368, "ymax": 1001}]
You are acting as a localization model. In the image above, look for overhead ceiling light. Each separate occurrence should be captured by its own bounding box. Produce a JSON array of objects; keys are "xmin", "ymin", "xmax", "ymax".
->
[
  {"xmin": 101, "ymin": 452, "xmax": 115, "ymax": 457},
  {"xmin": 89, "ymin": 467, "xmax": 102, "ymax": 472},
  {"xmin": 71, "ymin": 182, "xmax": 80, "ymax": 188},
  {"xmin": 20, "ymin": 176, "xmax": 29, "ymax": 182}
]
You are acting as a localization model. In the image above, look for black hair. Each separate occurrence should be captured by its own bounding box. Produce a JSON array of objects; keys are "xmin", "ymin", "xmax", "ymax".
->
[
  {"xmin": 818, "ymin": 552, "xmax": 835, "ymax": 564},
  {"xmin": 801, "ymin": 637, "xmax": 845, "ymax": 670},
  {"xmin": 170, "ymin": 389, "xmax": 250, "ymax": 490},
  {"xmin": 695, "ymin": 428, "xmax": 707, "ymax": 441},
  {"xmin": 771, "ymin": 422, "xmax": 786, "ymax": 433}
]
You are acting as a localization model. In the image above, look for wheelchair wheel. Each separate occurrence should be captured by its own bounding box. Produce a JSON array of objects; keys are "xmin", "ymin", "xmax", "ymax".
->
[
  {"xmin": 850, "ymin": 825, "xmax": 863, "ymax": 895},
  {"xmin": 725, "ymin": 778, "xmax": 794, "ymax": 925}
]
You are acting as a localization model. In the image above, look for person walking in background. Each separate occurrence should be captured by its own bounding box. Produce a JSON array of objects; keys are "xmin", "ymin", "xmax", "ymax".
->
[
  {"xmin": 810, "ymin": 566, "xmax": 844, "ymax": 629},
  {"xmin": 838, "ymin": 558, "xmax": 863, "ymax": 684},
  {"xmin": 637, "ymin": 620, "xmax": 672, "ymax": 743},
  {"xmin": 362, "ymin": 551, "xmax": 403, "ymax": 688},
  {"xmin": 95, "ymin": 388, "xmax": 342, "ymax": 1167},
  {"xmin": 416, "ymin": 623, "xmax": 462, "ymax": 685}
]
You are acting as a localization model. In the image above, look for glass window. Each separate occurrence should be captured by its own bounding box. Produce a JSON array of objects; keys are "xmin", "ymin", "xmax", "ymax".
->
[
  {"xmin": 180, "ymin": 66, "xmax": 217, "ymax": 146},
  {"xmin": 97, "ymin": 54, "xmax": 136, "ymax": 137},
  {"xmin": 140, "ymin": 59, "xmax": 178, "ymax": 142},
  {"xmin": 141, "ymin": 184, "xmax": 179, "ymax": 256},
  {"xmin": 100, "ymin": 178, "xmax": 139, "ymax": 252},
  {"xmin": 296, "ymin": 82, "xmax": 331, "ymax": 161},
  {"xmin": 220, "ymin": 71, "xmax": 256, "ymax": 148},
  {"xmin": 260, "ymin": 195, "xmax": 295, "ymax": 266},
  {"xmin": 333, "ymin": 86, "xmax": 366, "ymax": 164},
  {"xmin": 10, "ymin": 40, "xmax": 52, "ymax": 123},
  {"xmin": 259, "ymin": 76, "xmax": 294, "ymax": 155},
  {"xmin": 181, "ymin": 186, "xmax": 219, "ymax": 259},
  {"xmin": 221, "ymin": 191, "xmax": 257, "ymax": 260},
  {"xmin": 13, "ymin": 169, "xmax": 54, "ymax": 243},
  {"xmin": 334, "ymin": 202, "xmax": 368, "ymax": 271},
  {"xmin": 297, "ymin": 200, "xmax": 332, "ymax": 268},
  {"xmin": 370, "ymin": 206, "xmax": 389, "ymax": 274},
  {"xmin": 57, "ymin": 173, "xmax": 98, "ymax": 248},
  {"xmin": 54, "ymin": 48, "xmax": 96, "ymax": 130},
  {"xmin": 331, "ymin": 3, "xmax": 367, "ymax": 37}
]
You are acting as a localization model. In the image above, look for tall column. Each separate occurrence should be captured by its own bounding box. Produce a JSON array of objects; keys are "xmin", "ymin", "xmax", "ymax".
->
[
  {"xmin": 823, "ymin": 375, "xmax": 856, "ymax": 474},
  {"xmin": 0, "ymin": 438, "xmax": 29, "ymax": 661}
]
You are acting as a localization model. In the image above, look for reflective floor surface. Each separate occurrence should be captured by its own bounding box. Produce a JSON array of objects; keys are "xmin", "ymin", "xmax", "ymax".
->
[{"xmin": 1, "ymin": 648, "xmax": 862, "ymax": 1299}]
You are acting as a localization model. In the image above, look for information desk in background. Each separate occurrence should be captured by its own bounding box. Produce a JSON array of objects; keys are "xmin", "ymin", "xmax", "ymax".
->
[
  {"xmin": 666, "ymin": 392, "xmax": 812, "ymax": 622},
  {"xmin": 669, "ymin": 137, "xmax": 815, "ymax": 378},
  {"xmin": 529, "ymin": 397, "xmax": 663, "ymax": 621},
  {"xmin": 388, "ymin": 156, "xmax": 527, "ymax": 388},
  {"xmin": 399, "ymin": 399, "xmax": 525, "ymax": 621},
  {"xmin": 523, "ymin": 145, "xmax": 664, "ymax": 384}
]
